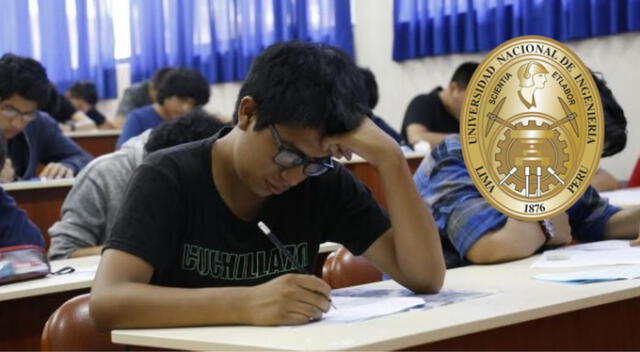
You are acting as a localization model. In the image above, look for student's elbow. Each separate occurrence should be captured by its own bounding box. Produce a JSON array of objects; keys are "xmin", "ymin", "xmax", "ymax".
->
[
  {"xmin": 405, "ymin": 262, "xmax": 445, "ymax": 294},
  {"xmin": 89, "ymin": 288, "xmax": 119, "ymax": 331}
]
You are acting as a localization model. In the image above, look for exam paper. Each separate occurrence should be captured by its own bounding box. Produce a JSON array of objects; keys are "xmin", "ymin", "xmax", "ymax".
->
[
  {"xmin": 318, "ymin": 287, "xmax": 495, "ymax": 323},
  {"xmin": 533, "ymin": 265, "xmax": 640, "ymax": 284},
  {"xmin": 532, "ymin": 240, "xmax": 640, "ymax": 268}
]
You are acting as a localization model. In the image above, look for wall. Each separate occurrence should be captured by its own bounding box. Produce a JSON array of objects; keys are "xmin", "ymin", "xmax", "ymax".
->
[{"xmin": 99, "ymin": 0, "xmax": 639, "ymax": 180}]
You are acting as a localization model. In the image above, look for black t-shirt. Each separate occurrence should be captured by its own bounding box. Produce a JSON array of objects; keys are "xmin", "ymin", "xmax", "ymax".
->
[
  {"xmin": 86, "ymin": 108, "xmax": 106, "ymax": 126},
  {"xmin": 401, "ymin": 87, "xmax": 459, "ymax": 143},
  {"xmin": 105, "ymin": 128, "xmax": 390, "ymax": 288}
]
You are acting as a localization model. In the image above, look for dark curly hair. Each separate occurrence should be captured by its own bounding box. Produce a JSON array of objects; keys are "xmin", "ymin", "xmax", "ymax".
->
[
  {"xmin": 592, "ymin": 72, "xmax": 627, "ymax": 157},
  {"xmin": 68, "ymin": 81, "xmax": 99, "ymax": 105},
  {"xmin": 360, "ymin": 68, "xmax": 379, "ymax": 109},
  {"xmin": 155, "ymin": 68, "xmax": 210, "ymax": 106},
  {"xmin": 144, "ymin": 109, "xmax": 227, "ymax": 152},
  {"xmin": 0, "ymin": 53, "xmax": 52, "ymax": 107},
  {"xmin": 232, "ymin": 41, "xmax": 370, "ymax": 135}
]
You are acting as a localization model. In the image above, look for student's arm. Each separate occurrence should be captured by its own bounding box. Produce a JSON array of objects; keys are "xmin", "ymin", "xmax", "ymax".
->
[
  {"xmin": 466, "ymin": 215, "xmax": 572, "ymax": 264},
  {"xmin": 324, "ymin": 119, "xmax": 445, "ymax": 293},
  {"xmin": 604, "ymin": 206, "xmax": 640, "ymax": 242},
  {"xmin": 591, "ymin": 167, "xmax": 619, "ymax": 191},
  {"xmin": 406, "ymin": 123, "xmax": 453, "ymax": 147},
  {"xmin": 0, "ymin": 188, "xmax": 44, "ymax": 248},
  {"xmin": 36, "ymin": 114, "xmax": 93, "ymax": 178},
  {"xmin": 92, "ymin": 249, "xmax": 330, "ymax": 329},
  {"xmin": 69, "ymin": 246, "xmax": 103, "ymax": 258},
  {"xmin": 90, "ymin": 165, "xmax": 331, "ymax": 329}
]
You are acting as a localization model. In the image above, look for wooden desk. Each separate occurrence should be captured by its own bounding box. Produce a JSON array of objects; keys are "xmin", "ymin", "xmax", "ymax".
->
[
  {"xmin": 600, "ymin": 187, "xmax": 640, "ymax": 209},
  {"xmin": 4, "ymin": 179, "xmax": 75, "ymax": 248},
  {"xmin": 341, "ymin": 151, "xmax": 426, "ymax": 207},
  {"xmin": 66, "ymin": 129, "xmax": 120, "ymax": 157},
  {"xmin": 112, "ymin": 255, "xmax": 640, "ymax": 350},
  {"xmin": 0, "ymin": 256, "xmax": 99, "ymax": 351}
]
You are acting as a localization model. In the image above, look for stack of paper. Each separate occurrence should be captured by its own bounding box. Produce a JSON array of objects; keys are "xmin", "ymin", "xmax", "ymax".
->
[{"xmin": 532, "ymin": 240, "xmax": 640, "ymax": 268}]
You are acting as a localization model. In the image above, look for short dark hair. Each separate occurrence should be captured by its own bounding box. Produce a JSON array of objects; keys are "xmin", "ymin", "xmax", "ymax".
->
[
  {"xmin": 0, "ymin": 53, "xmax": 52, "ymax": 107},
  {"xmin": 450, "ymin": 62, "xmax": 479, "ymax": 89},
  {"xmin": 144, "ymin": 109, "xmax": 227, "ymax": 152},
  {"xmin": 233, "ymin": 41, "xmax": 370, "ymax": 135},
  {"xmin": 68, "ymin": 81, "xmax": 99, "ymax": 105},
  {"xmin": 151, "ymin": 67, "xmax": 173, "ymax": 88},
  {"xmin": 360, "ymin": 68, "xmax": 379, "ymax": 109},
  {"xmin": 592, "ymin": 72, "xmax": 627, "ymax": 157},
  {"xmin": 155, "ymin": 68, "xmax": 210, "ymax": 106}
]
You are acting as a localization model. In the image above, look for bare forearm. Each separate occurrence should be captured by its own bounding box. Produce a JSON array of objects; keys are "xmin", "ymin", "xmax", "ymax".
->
[
  {"xmin": 466, "ymin": 218, "xmax": 545, "ymax": 264},
  {"xmin": 376, "ymin": 152, "xmax": 445, "ymax": 292},
  {"xmin": 90, "ymin": 283, "xmax": 249, "ymax": 330},
  {"xmin": 604, "ymin": 207, "xmax": 640, "ymax": 240}
]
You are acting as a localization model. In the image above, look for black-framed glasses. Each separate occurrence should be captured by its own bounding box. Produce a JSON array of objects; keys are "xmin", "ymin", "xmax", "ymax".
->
[
  {"xmin": 269, "ymin": 125, "xmax": 333, "ymax": 177},
  {"xmin": 0, "ymin": 103, "xmax": 37, "ymax": 123}
]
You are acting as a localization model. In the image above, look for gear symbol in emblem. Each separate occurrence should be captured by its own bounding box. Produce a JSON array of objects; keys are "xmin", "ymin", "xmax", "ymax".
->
[{"xmin": 495, "ymin": 120, "xmax": 569, "ymax": 197}]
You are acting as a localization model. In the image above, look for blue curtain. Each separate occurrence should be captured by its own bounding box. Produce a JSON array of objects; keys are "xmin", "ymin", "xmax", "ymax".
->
[
  {"xmin": 393, "ymin": 0, "xmax": 640, "ymax": 61},
  {"xmin": 0, "ymin": 0, "xmax": 117, "ymax": 98},
  {"xmin": 129, "ymin": 0, "xmax": 354, "ymax": 84}
]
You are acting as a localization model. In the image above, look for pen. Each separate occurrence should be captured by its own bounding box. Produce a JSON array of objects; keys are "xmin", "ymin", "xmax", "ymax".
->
[{"xmin": 257, "ymin": 221, "xmax": 336, "ymax": 310}]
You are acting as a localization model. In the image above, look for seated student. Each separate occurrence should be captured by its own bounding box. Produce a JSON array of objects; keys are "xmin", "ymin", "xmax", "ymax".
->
[
  {"xmin": 359, "ymin": 68, "xmax": 405, "ymax": 145},
  {"xmin": 414, "ymin": 73, "xmax": 636, "ymax": 268},
  {"xmin": 0, "ymin": 132, "xmax": 44, "ymax": 248},
  {"xmin": 114, "ymin": 67, "xmax": 173, "ymax": 129},
  {"xmin": 48, "ymin": 110, "xmax": 227, "ymax": 259},
  {"xmin": 42, "ymin": 83, "xmax": 97, "ymax": 132},
  {"xmin": 66, "ymin": 81, "xmax": 114, "ymax": 129},
  {"xmin": 415, "ymin": 134, "xmax": 640, "ymax": 267},
  {"xmin": 116, "ymin": 68, "xmax": 210, "ymax": 148},
  {"xmin": 90, "ymin": 42, "xmax": 445, "ymax": 329},
  {"xmin": 401, "ymin": 62, "xmax": 478, "ymax": 148},
  {"xmin": 0, "ymin": 54, "xmax": 92, "ymax": 182}
]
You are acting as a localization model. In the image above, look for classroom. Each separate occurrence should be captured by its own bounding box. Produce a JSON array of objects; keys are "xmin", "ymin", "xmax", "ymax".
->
[{"xmin": 1, "ymin": 0, "xmax": 640, "ymax": 350}]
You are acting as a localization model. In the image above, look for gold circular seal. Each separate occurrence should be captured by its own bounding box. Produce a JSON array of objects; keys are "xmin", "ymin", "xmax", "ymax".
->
[{"xmin": 460, "ymin": 36, "xmax": 603, "ymax": 221}]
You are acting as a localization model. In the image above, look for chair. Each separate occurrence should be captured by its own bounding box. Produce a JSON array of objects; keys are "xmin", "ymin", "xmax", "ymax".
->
[
  {"xmin": 41, "ymin": 293, "xmax": 121, "ymax": 351},
  {"xmin": 322, "ymin": 246, "xmax": 382, "ymax": 289}
]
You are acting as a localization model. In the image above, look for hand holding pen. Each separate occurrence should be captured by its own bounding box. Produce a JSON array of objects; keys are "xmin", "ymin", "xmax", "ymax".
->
[{"xmin": 258, "ymin": 221, "xmax": 337, "ymax": 311}]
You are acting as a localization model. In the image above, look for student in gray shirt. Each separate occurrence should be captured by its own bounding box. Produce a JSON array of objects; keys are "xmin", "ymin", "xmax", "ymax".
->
[
  {"xmin": 48, "ymin": 110, "xmax": 227, "ymax": 259},
  {"xmin": 114, "ymin": 67, "xmax": 173, "ymax": 128}
]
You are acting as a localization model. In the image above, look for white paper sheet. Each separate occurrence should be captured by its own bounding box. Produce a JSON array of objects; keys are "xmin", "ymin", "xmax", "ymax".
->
[
  {"xmin": 533, "ymin": 265, "xmax": 640, "ymax": 284},
  {"xmin": 532, "ymin": 240, "xmax": 640, "ymax": 268}
]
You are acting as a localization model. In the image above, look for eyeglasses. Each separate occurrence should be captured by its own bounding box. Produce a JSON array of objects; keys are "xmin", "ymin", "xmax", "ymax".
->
[
  {"xmin": 0, "ymin": 104, "xmax": 37, "ymax": 123},
  {"xmin": 269, "ymin": 125, "xmax": 333, "ymax": 177}
]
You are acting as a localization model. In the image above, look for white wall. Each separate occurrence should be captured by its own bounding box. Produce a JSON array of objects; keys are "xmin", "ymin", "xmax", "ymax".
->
[
  {"xmin": 352, "ymin": 0, "xmax": 639, "ymax": 181},
  {"xmin": 99, "ymin": 0, "xmax": 639, "ymax": 180}
]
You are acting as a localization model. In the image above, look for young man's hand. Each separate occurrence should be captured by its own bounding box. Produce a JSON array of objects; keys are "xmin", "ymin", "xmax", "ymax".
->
[
  {"xmin": 547, "ymin": 213, "xmax": 573, "ymax": 246},
  {"xmin": 40, "ymin": 162, "xmax": 74, "ymax": 179},
  {"xmin": 0, "ymin": 158, "xmax": 15, "ymax": 183},
  {"xmin": 244, "ymin": 274, "xmax": 332, "ymax": 325},
  {"xmin": 322, "ymin": 118, "xmax": 402, "ymax": 167}
]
